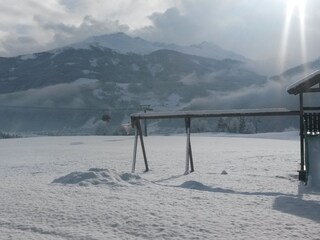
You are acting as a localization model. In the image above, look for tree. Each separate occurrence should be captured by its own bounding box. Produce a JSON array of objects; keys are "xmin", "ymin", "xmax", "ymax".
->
[
  {"xmin": 216, "ymin": 117, "xmax": 228, "ymax": 132},
  {"xmin": 239, "ymin": 117, "xmax": 246, "ymax": 133},
  {"xmin": 0, "ymin": 131, "xmax": 19, "ymax": 139},
  {"xmin": 102, "ymin": 114, "xmax": 111, "ymax": 122},
  {"xmin": 229, "ymin": 118, "xmax": 240, "ymax": 133}
]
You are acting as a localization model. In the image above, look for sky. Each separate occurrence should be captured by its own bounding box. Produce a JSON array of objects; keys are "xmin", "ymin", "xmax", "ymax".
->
[{"xmin": 0, "ymin": 0, "xmax": 319, "ymax": 70}]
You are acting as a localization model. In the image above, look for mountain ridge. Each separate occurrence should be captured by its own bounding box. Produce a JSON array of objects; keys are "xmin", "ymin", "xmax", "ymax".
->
[
  {"xmin": 66, "ymin": 32, "xmax": 249, "ymax": 62},
  {"xmin": 1, "ymin": 32, "xmax": 317, "ymax": 134},
  {"xmin": 0, "ymin": 37, "xmax": 267, "ymax": 133}
]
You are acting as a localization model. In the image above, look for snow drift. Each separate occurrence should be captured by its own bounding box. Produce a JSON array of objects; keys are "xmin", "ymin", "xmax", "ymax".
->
[{"xmin": 52, "ymin": 168, "xmax": 144, "ymax": 187}]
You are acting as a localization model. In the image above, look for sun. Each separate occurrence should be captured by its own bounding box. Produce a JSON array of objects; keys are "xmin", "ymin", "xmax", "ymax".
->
[
  {"xmin": 285, "ymin": 0, "xmax": 306, "ymax": 23},
  {"xmin": 279, "ymin": 0, "xmax": 307, "ymax": 72},
  {"xmin": 286, "ymin": 0, "xmax": 305, "ymax": 14}
]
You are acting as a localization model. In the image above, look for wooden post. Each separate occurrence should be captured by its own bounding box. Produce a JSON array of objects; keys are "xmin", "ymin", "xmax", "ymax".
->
[
  {"xmin": 131, "ymin": 119, "xmax": 149, "ymax": 173},
  {"xmin": 184, "ymin": 117, "xmax": 194, "ymax": 174},
  {"xmin": 185, "ymin": 118, "xmax": 190, "ymax": 174},
  {"xmin": 299, "ymin": 93, "xmax": 306, "ymax": 181},
  {"xmin": 140, "ymin": 105, "xmax": 152, "ymax": 137},
  {"xmin": 132, "ymin": 120, "xmax": 138, "ymax": 173},
  {"xmin": 136, "ymin": 119, "xmax": 149, "ymax": 172},
  {"xmin": 144, "ymin": 107, "xmax": 148, "ymax": 137},
  {"xmin": 189, "ymin": 137, "xmax": 194, "ymax": 173},
  {"xmin": 144, "ymin": 118, "xmax": 148, "ymax": 137}
]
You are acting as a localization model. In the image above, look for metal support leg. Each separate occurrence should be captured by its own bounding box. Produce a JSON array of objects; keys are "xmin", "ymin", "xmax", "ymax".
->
[
  {"xmin": 184, "ymin": 118, "xmax": 194, "ymax": 174},
  {"xmin": 299, "ymin": 93, "xmax": 306, "ymax": 181},
  {"xmin": 132, "ymin": 122, "xmax": 138, "ymax": 173},
  {"xmin": 189, "ymin": 139, "xmax": 194, "ymax": 172},
  {"xmin": 136, "ymin": 120, "xmax": 149, "ymax": 172},
  {"xmin": 144, "ymin": 118, "xmax": 148, "ymax": 137}
]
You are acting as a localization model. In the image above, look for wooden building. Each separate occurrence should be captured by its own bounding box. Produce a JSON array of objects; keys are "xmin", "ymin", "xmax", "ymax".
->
[{"xmin": 287, "ymin": 69, "xmax": 320, "ymax": 181}]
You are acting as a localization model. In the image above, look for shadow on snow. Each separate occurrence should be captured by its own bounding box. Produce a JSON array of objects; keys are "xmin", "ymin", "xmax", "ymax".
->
[
  {"xmin": 176, "ymin": 180, "xmax": 320, "ymax": 223},
  {"xmin": 177, "ymin": 180, "xmax": 296, "ymax": 197}
]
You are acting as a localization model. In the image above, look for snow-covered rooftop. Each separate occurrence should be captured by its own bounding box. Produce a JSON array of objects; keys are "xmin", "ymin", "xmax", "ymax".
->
[
  {"xmin": 131, "ymin": 108, "xmax": 299, "ymax": 120},
  {"xmin": 287, "ymin": 69, "xmax": 320, "ymax": 95}
]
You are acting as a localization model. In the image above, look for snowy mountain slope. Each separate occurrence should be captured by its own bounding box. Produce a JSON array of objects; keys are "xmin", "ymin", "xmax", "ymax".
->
[
  {"xmin": 0, "ymin": 47, "xmax": 264, "ymax": 95},
  {"xmin": 271, "ymin": 57, "xmax": 320, "ymax": 84},
  {"xmin": 175, "ymin": 41, "xmax": 248, "ymax": 62},
  {"xmin": 1, "ymin": 32, "xmax": 314, "ymax": 134},
  {"xmin": 0, "ymin": 43, "xmax": 268, "ymax": 133},
  {"xmin": 70, "ymin": 32, "xmax": 158, "ymax": 54},
  {"xmin": 69, "ymin": 32, "xmax": 249, "ymax": 62},
  {"xmin": 1, "ymin": 134, "xmax": 319, "ymax": 239}
]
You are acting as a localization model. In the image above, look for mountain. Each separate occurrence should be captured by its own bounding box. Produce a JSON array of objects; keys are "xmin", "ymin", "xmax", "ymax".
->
[
  {"xmin": 69, "ymin": 32, "xmax": 249, "ymax": 62},
  {"xmin": 70, "ymin": 32, "xmax": 158, "ymax": 55},
  {"xmin": 0, "ymin": 40, "xmax": 266, "ymax": 134},
  {"xmin": 176, "ymin": 41, "xmax": 248, "ymax": 62},
  {"xmin": 7, "ymin": 32, "xmax": 317, "ymax": 135},
  {"xmin": 271, "ymin": 57, "xmax": 320, "ymax": 84},
  {"xmin": 0, "ymin": 47, "xmax": 263, "ymax": 95}
]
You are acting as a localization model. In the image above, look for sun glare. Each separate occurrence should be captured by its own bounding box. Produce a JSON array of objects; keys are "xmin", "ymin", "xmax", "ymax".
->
[
  {"xmin": 287, "ymin": 0, "xmax": 305, "ymax": 12},
  {"xmin": 279, "ymin": 0, "xmax": 307, "ymax": 73}
]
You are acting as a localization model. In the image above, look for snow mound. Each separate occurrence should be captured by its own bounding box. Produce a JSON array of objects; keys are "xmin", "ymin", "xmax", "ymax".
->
[
  {"xmin": 178, "ymin": 180, "xmax": 235, "ymax": 194},
  {"xmin": 179, "ymin": 181, "xmax": 213, "ymax": 191},
  {"xmin": 52, "ymin": 168, "xmax": 144, "ymax": 187}
]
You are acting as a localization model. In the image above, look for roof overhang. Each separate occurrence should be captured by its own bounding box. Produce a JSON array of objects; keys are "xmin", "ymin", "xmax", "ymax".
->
[{"xmin": 287, "ymin": 70, "xmax": 320, "ymax": 95}]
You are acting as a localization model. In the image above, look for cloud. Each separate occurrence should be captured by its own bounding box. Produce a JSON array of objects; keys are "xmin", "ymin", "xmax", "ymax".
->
[
  {"xmin": 0, "ymin": 0, "xmax": 175, "ymax": 57},
  {"xmin": 138, "ymin": 1, "xmax": 285, "ymax": 56},
  {"xmin": 0, "ymin": 79, "xmax": 99, "ymax": 108},
  {"xmin": 35, "ymin": 15, "xmax": 130, "ymax": 49},
  {"xmin": 188, "ymin": 68, "xmax": 320, "ymax": 112},
  {"xmin": 0, "ymin": 0, "xmax": 319, "ymax": 70},
  {"xmin": 137, "ymin": 8, "xmax": 200, "ymax": 45},
  {"xmin": 0, "ymin": 36, "xmax": 41, "ymax": 56},
  {"xmin": 188, "ymin": 80, "xmax": 298, "ymax": 111},
  {"xmin": 0, "ymin": 13, "xmax": 130, "ymax": 56},
  {"xmin": 57, "ymin": 0, "xmax": 175, "ymax": 28},
  {"xmin": 137, "ymin": 0, "xmax": 320, "ymax": 66}
]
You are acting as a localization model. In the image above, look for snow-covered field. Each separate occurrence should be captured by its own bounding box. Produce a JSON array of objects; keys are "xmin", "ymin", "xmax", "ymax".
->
[{"xmin": 1, "ymin": 132, "xmax": 320, "ymax": 240}]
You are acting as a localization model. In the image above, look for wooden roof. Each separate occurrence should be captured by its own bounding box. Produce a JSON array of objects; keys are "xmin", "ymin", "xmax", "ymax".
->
[{"xmin": 287, "ymin": 70, "xmax": 320, "ymax": 95}]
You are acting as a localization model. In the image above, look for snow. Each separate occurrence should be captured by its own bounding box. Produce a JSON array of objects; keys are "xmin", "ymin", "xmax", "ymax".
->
[
  {"xmin": 1, "ymin": 133, "xmax": 320, "ymax": 239},
  {"xmin": 81, "ymin": 117, "xmax": 99, "ymax": 129},
  {"xmin": 65, "ymin": 33, "xmax": 247, "ymax": 62},
  {"xmin": 148, "ymin": 64, "xmax": 164, "ymax": 77},
  {"xmin": 77, "ymin": 33, "xmax": 159, "ymax": 55},
  {"xmin": 165, "ymin": 93, "xmax": 183, "ymax": 109},
  {"xmin": 72, "ymin": 78, "xmax": 99, "ymax": 86},
  {"xmin": 89, "ymin": 59, "xmax": 98, "ymax": 67},
  {"xmin": 287, "ymin": 69, "xmax": 320, "ymax": 94},
  {"xmin": 7, "ymin": 76, "xmax": 17, "ymax": 81},
  {"xmin": 65, "ymin": 62, "xmax": 75, "ymax": 66},
  {"xmin": 92, "ymin": 88, "xmax": 104, "ymax": 100},
  {"xmin": 131, "ymin": 63, "xmax": 140, "ymax": 72},
  {"xmin": 111, "ymin": 58, "xmax": 120, "ymax": 65},
  {"xmin": 52, "ymin": 168, "xmax": 144, "ymax": 187},
  {"xmin": 19, "ymin": 54, "xmax": 37, "ymax": 60}
]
